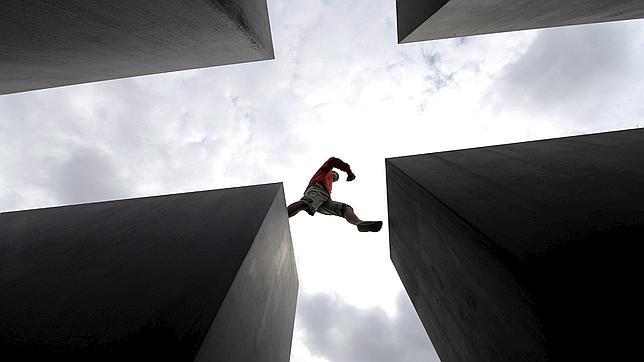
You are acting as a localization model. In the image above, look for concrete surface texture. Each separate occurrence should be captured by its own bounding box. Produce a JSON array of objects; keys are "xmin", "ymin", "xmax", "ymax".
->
[
  {"xmin": 0, "ymin": 183, "xmax": 298, "ymax": 361},
  {"xmin": 396, "ymin": 0, "xmax": 644, "ymax": 43},
  {"xmin": 0, "ymin": 0, "xmax": 274, "ymax": 95},
  {"xmin": 386, "ymin": 128, "xmax": 644, "ymax": 361}
]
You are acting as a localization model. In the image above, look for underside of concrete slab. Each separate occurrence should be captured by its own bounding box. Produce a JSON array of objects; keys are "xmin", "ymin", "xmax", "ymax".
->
[
  {"xmin": 387, "ymin": 128, "xmax": 644, "ymax": 361},
  {"xmin": 0, "ymin": 0, "xmax": 274, "ymax": 95},
  {"xmin": 0, "ymin": 183, "xmax": 297, "ymax": 361},
  {"xmin": 397, "ymin": 0, "xmax": 644, "ymax": 43}
]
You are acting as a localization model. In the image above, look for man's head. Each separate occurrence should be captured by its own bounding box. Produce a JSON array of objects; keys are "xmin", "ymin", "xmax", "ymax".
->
[{"xmin": 331, "ymin": 171, "xmax": 339, "ymax": 182}]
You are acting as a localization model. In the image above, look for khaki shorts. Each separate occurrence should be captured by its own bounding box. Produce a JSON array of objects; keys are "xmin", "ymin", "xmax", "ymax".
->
[{"xmin": 300, "ymin": 184, "xmax": 346, "ymax": 216}]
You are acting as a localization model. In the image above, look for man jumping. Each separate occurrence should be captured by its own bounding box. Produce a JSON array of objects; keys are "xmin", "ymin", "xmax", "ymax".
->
[{"xmin": 287, "ymin": 157, "xmax": 383, "ymax": 232}]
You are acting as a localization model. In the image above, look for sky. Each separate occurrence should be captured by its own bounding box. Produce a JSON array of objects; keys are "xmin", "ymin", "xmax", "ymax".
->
[{"xmin": 2, "ymin": 1, "xmax": 644, "ymax": 361}]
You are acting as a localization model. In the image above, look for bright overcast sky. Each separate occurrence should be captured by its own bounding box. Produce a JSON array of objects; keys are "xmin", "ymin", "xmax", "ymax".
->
[{"xmin": 2, "ymin": 1, "xmax": 644, "ymax": 361}]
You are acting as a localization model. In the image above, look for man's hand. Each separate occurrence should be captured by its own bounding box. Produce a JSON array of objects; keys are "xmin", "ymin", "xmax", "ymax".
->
[{"xmin": 347, "ymin": 171, "xmax": 356, "ymax": 182}]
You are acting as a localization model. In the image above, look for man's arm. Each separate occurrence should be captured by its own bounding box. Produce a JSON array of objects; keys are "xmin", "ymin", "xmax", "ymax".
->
[{"xmin": 320, "ymin": 157, "xmax": 355, "ymax": 181}]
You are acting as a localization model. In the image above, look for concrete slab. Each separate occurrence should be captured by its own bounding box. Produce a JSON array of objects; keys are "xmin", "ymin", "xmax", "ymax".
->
[
  {"xmin": 386, "ymin": 129, "xmax": 644, "ymax": 361},
  {"xmin": 0, "ymin": 183, "xmax": 297, "ymax": 361},
  {"xmin": 397, "ymin": 0, "xmax": 644, "ymax": 43},
  {"xmin": 0, "ymin": 0, "xmax": 274, "ymax": 95}
]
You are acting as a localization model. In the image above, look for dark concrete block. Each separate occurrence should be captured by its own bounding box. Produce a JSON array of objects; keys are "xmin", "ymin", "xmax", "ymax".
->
[
  {"xmin": 0, "ymin": 0, "xmax": 274, "ymax": 95},
  {"xmin": 0, "ymin": 183, "xmax": 298, "ymax": 361},
  {"xmin": 386, "ymin": 129, "xmax": 644, "ymax": 361},
  {"xmin": 396, "ymin": 0, "xmax": 644, "ymax": 43}
]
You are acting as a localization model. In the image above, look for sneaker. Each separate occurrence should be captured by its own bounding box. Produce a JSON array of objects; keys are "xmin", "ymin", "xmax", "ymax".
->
[{"xmin": 357, "ymin": 221, "xmax": 383, "ymax": 232}]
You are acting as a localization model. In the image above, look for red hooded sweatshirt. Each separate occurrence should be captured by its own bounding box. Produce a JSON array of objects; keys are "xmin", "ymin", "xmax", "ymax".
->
[{"xmin": 307, "ymin": 157, "xmax": 352, "ymax": 194}]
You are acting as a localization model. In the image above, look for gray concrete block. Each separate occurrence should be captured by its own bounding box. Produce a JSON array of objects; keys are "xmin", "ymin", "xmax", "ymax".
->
[
  {"xmin": 386, "ymin": 129, "xmax": 644, "ymax": 361},
  {"xmin": 397, "ymin": 0, "xmax": 644, "ymax": 43},
  {"xmin": 0, "ymin": 183, "xmax": 298, "ymax": 361},
  {"xmin": 0, "ymin": 0, "xmax": 274, "ymax": 95}
]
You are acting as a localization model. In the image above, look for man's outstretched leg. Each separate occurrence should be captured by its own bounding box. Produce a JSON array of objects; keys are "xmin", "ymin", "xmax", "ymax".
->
[
  {"xmin": 287, "ymin": 201, "xmax": 308, "ymax": 218},
  {"xmin": 341, "ymin": 204, "xmax": 383, "ymax": 232}
]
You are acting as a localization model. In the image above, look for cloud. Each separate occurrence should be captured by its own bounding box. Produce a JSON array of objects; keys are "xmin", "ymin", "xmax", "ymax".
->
[
  {"xmin": 487, "ymin": 19, "xmax": 644, "ymax": 131},
  {"xmin": 3, "ymin": 0, "xmax": 540, "ymax": 212},
  {"xmin": 0, "ymin": 62, "xmax": 307, "ymax": 210},
  {"xmin": 295, "ymin": 291, "xmax": 440, "ymax": 362},
  {"xmin": 53, "ymin": 145, "xmax": 126, "ymax": 204}
]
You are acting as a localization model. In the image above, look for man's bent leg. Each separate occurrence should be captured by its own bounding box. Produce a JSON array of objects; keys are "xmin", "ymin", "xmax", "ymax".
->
[{"xmin": 288, "ymin": 201, "xmax": 308, "ymax": 218}]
